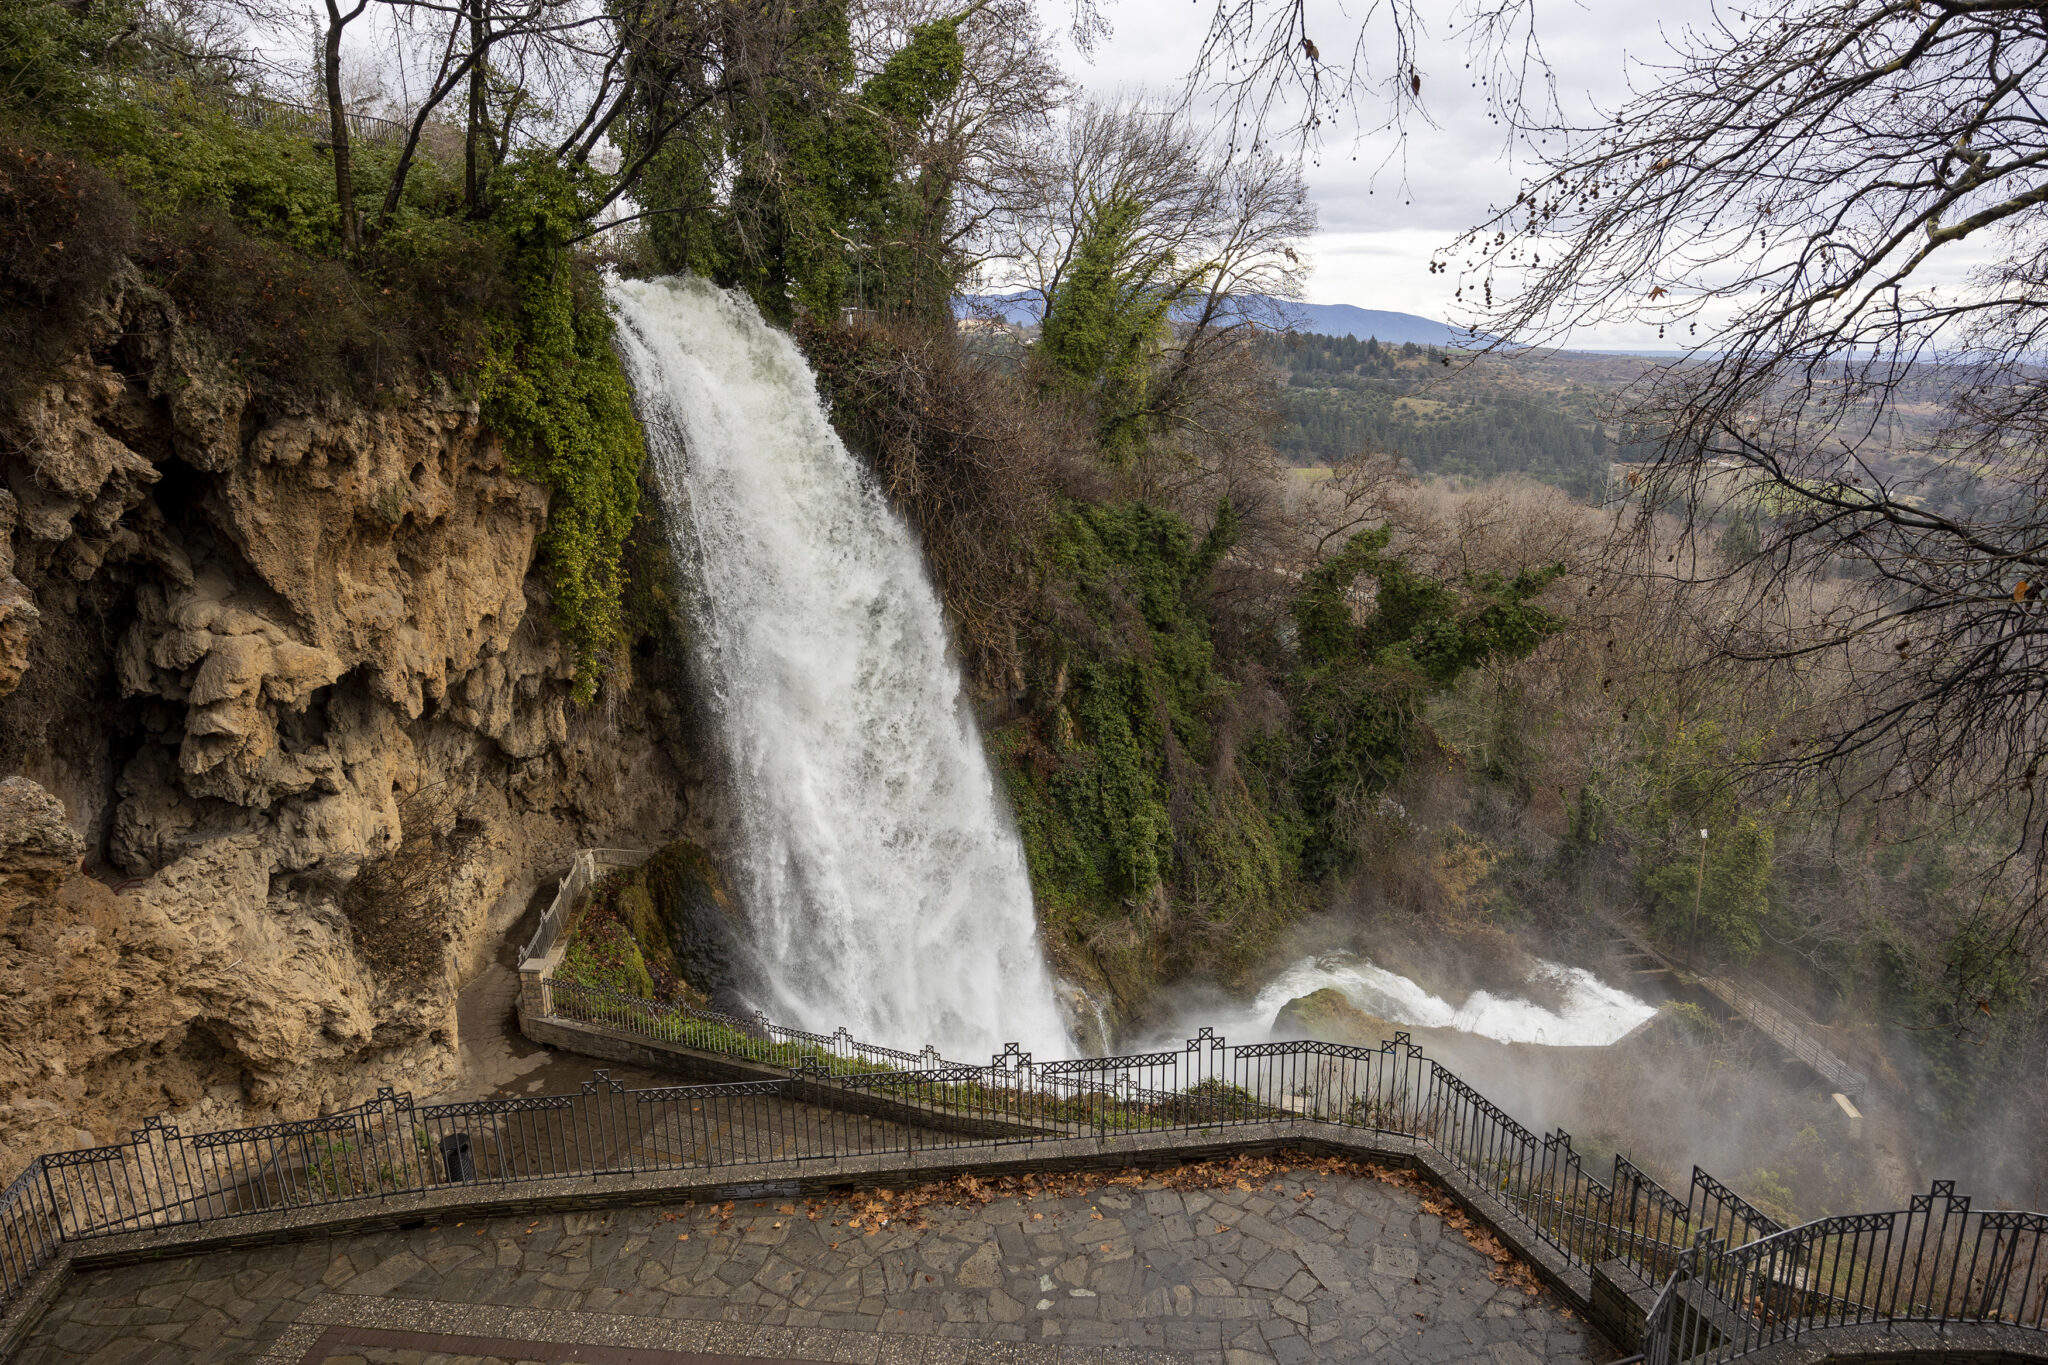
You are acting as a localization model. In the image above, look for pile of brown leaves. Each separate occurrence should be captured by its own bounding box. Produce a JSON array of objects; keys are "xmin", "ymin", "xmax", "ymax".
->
[
  {"xmin": 647, "ymin": 1147, "xmax": 1551, "ymax": 1301},
  {"xmin": 1416, "ymin": 1190, "xmax": 1544, "ymax": 1297}
]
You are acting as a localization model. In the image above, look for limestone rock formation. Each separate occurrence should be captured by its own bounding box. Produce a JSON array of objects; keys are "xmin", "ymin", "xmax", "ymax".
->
[
  {"xmin": 0, "ymin": 777, "xmax": 84, "ymax": 928},
  {"xmin": 0, "ymin": 269, "xmax": 698, "ymax": 1176}
]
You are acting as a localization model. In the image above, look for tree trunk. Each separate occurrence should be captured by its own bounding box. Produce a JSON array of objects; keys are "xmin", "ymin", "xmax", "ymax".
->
[
  {"xmin": 323, "ymin": 0, "xmax": 368, "ymax": 253},
  {"xmin": 465, "ymin": 0, "xmax": 488, "ymax": 214}
]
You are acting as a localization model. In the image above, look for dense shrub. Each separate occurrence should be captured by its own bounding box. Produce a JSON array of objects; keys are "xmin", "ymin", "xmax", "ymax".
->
[
  {"xmin": 557, "ymin": 840, "xmax": 734, "ymax": 1003},
  {"xmin": 557, "ymin": 918, "xmax": 658, "ymax": 999},
  {"xmin": 0, "ymin": 129, "xmax": 131, "ymax": 404},
  {"xmin": 132, "ymin": 207, "xmax": 514, "ymax": 401}
]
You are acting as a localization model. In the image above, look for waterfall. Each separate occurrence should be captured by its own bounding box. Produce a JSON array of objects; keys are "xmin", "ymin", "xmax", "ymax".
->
[
  {"xmin": 610, "ymin": 275, "xmax": 1072, "ymax": 1062},
  {"xmin": 1236, "ymin": 953, "xmax": 1656, "ymax": 1047}
]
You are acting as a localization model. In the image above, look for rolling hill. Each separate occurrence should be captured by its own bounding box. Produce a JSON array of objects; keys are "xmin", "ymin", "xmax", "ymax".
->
[{"xmin": 957, "ymin": 293, "xmax": 1467, "ymax": 346}]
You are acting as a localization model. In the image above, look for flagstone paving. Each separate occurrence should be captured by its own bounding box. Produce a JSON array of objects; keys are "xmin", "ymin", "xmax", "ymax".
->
[{"xmin": 15, "ymin": 1163, "xmax": 1606, "ymax": 1365}]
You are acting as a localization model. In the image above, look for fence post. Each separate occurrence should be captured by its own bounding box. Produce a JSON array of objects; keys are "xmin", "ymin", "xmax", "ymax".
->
[
  {"xmin": 374, "ymin": 1086, "xmax": 417, "ymax": 1195},
  {"xmin": 791, "ymin": 1059, "xmax": 830, "ymax": 1160},
  {"xmin": 137, "ymin": 1117, "xmax": 181, "ymax": 1230},
  {"xmin": 35, "ymin": 1156, "xmax": 66, "ymax": 1243},
  {"xmin": 580, "ymin": 1071, "xmax": 627, "ymax": 1177}
]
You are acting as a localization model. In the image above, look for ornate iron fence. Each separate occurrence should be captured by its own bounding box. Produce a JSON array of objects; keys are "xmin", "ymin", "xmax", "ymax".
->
[
  {"xmin": 1643, "ymin": 1183, "xmax": 2048, "ymax": 1362},
  {"xmin": 2, "ymin": 1017, "xmax": 2042, "ymax": 1364}
]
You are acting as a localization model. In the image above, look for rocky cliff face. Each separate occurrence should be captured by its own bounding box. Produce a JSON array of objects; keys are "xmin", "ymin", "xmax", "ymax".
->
[{"xmin": 0, "ymin": 267, "xmax": 695, "ymax": 1175}]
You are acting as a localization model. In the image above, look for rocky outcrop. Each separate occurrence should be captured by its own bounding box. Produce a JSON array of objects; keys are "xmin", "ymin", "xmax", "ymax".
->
[
  {"xmin": 0, "ymin": 777, "xmax": 84, "ymax": 928},
  {"xmin": 0, "ymin": 268, "xmax": 698, "ymax": 1175},
  {"xmin": 1271, "ymin": 987, "xmax": 1397, "ymax": 1047}
]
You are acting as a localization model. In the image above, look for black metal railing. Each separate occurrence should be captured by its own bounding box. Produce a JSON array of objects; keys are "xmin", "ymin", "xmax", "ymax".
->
[
  {"xmin": 1643, "ymin": 1182, "xmax": 2048, "ymax": 1362},
  {"xmin": 1, "ymin": 1013, "xmax": 2041, "ymax": 1363},
  {"xmin": 517, "ymin": 849, "xmax": 652, "ymax": 970}
]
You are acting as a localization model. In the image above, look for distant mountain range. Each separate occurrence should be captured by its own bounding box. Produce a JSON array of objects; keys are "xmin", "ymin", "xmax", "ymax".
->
[
  {"xmin": 1269, "ymin": 301, "xmax": 1472, "ymax": 346},
  {"xmin": 957, "ymin": 293, "xmax": 1470, "ymax": 347}
]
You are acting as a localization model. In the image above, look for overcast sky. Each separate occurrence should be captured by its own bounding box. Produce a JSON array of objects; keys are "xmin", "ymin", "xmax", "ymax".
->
[{"xmin": 1040, "ymin": 0, "xmax": 1715, "ymax": 346}]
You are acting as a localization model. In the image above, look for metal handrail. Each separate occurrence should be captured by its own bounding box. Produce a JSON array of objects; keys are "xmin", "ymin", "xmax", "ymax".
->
[
  {"xmin": 3, "ymin": 1016, "xmax": 2037, "ymax": 1364},
  {"xmin": 1702, "ymin": 973, "xmax": 1869, "ymax": 1099},
  {"xmin": 518, "ymin": 848, "xmax": 651, "ymax": 970},
  {"xmin": 1643, "ymin": 1185, "xmax": 2048, "ymax": 1362}
]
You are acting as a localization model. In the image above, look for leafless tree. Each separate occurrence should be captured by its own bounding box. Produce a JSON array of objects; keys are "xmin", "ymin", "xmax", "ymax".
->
[
  {"xmin": 265, "ymin": 0, "xmax": 821, "ymax": 245},
  {"xmin": 992, "ymin": 96, "xmax": 1221, "ymax": 314},
  {"xmin": 982, "ymin": 99, "xmax": 1312, "ymax": 503},
  {"xmin": 1145, "ymin": 147, "xmax": 1316, "ymax": 453},
  {"xmin": 1459, "ymin": 0, "xmax": 2048, "ymax": 907},
  {"xmin": 1061, "ymin": 0, "xmax": 1547, "ymax": 147}
]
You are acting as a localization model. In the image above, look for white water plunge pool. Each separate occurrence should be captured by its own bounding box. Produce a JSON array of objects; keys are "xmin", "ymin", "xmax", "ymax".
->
[{"xmin": 1233, "ymin": 952, "xmax": 1659, "ymax": 1048}]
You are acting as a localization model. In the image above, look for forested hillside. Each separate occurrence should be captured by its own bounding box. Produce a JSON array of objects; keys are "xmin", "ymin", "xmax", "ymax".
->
[{"xmin": 1255, "ymin": 331, "xmax": 1658, "ymax": 499}]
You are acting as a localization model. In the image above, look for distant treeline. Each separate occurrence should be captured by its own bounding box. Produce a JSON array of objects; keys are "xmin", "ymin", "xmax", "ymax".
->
[{"xmin": 1257, "ymin": 332, "xmax": 1629, "ymax": 499}]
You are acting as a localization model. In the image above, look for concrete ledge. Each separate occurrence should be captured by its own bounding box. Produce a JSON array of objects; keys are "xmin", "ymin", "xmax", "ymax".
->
[{"xmin": 12, "ymin": 1121, "xmax": 2041, "ymax": 1364}]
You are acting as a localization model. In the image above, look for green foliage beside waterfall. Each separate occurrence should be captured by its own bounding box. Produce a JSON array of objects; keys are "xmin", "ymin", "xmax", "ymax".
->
[
  {"xmin": 558, "ymin": 840, "xmax": 737, "ymax": 1003},
  {"xmin": 635, "ymin": 6, "xmax": 970, "ymax": 325},
  {"xmin": 982, "ymin": 496, "xmax": 1563, "ymax": 983},
  {"xmin": 480, "ymin": 159, "xmax": 647, "ymax": 702},
  {"xmin": 995, "ymin": 501, "xmax": 1267, "ymax": 940},
  {"xmin": 1288, "ymin": 527, "xmax": 1565, "ymax": 877}
]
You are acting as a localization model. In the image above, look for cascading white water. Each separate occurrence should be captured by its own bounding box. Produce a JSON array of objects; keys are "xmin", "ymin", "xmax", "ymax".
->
[
  {"xmin": 609, "ymin": 275, "xmax": 1071, "ymax": 1062},
  {"xmin": 1222, "ymin": 952, "xmax": 1657, "ymax": 1047}
]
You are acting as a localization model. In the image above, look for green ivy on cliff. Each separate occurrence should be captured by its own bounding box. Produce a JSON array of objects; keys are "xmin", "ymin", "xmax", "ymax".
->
[
  {"xmin": 1288, "ymin": 527, "xmax": 1566, "ymax": 876},
  {"xmin": 987, "ymin": 500, "xmax": 1571, "ymax": 983},
  {"xmin": 480, "ymin": 156, "xmax": 646, "ymax": 702},
  {"xmin": 994, "ymin": 500, "xmax": 1304, "ymax": 981},
  {"xmin": 636, "ymin": 6, "xmax": 969, "ymax": 325}
]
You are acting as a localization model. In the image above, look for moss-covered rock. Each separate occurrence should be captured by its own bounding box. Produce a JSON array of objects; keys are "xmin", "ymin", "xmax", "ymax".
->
[
  {"xmin": 559, "ymin": 839, "xmax": 736, "ymax": 1004},
  {"xmin": 1271, "ymin": 987, "xmax": 1398, "ymax": 1047}
]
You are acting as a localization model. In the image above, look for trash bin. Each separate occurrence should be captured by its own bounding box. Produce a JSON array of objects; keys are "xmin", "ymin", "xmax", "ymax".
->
[{"xmin": 440, "ymin": 1131, "xmax": 476, "ymax": 1182}]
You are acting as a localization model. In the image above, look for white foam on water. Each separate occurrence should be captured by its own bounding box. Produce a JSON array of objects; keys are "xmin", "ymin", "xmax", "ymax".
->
[
  {"xmin": 1234, "ymin": 952, "xmax": 1656, "ymax": 1047},
  {"xmin": 610, "ymin": 275, "xmax": 1071, "ymax": 1061}
]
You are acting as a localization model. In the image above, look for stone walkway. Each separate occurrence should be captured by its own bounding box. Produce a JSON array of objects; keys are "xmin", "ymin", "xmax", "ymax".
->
[{"xmin": 16, "ymin": 1161, "xmax": 1606, "ymax": 1365}]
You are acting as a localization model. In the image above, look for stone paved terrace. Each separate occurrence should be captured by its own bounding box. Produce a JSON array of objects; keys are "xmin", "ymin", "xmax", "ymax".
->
[{"xmin": 13, "ymin": 1157, "xmax": 1605, "ymax": 1365}]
